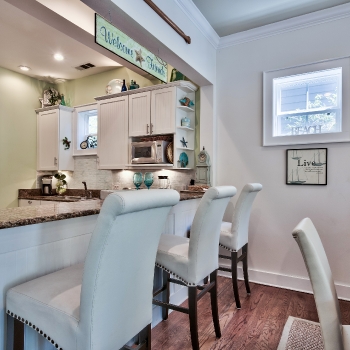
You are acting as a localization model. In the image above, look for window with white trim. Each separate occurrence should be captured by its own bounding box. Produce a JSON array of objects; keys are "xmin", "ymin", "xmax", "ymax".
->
[
  {"xmin": 273, "ymin": 68, "xmax": 342, "ymax": 137},
  {"xmin": 263, "ymin": 56, "xmax": 350, "ymax": 146}
]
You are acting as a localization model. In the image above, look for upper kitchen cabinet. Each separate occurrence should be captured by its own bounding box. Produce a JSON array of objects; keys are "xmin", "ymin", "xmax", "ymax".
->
[
  {"xmin": 151, "ymin": 86, "xmax": 176, "ymax": 135},
  {"xmin": 36, "ymin": 105, "xmax": 74, "ymax": 171},
  {"xmin": 129, "ymin": 91, "xmax": 151, "ymax": 137},
  {"xmin": 97, "ymin": 95, "xmax": 128, "ymax": 169}
]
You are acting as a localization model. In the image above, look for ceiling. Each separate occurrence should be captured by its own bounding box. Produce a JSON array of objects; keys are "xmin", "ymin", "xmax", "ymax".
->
[
  {"xmin": 0, "ymin": 0, "xmax": 121, "ymax": 82},
  {"xmin": 192, "ymin": 0, "xmax": 350, "ymax": 37}
]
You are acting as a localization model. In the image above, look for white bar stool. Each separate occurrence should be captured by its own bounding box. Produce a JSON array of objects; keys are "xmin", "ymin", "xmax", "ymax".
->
[
  {"xmin": 153, "ymin": 186, "xmax": 237, "ymax": 350},
  {"xmin": 6, "ymin": 189, "xmax": 179, "ymax": 350},
  {"xmin": 218, "ymin": 183, "xmax": 262, "ymax": 309}
]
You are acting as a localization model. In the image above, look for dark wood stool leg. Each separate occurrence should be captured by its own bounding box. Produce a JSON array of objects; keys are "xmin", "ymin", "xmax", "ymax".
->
[
  {"xmin": 13, "ymin": 318, "xmax": 24, "ymax": 350},
  {"xmin": 203, "ymin": 276, "xmax": 209, "ymax": 284},
  {"xmin": 162, "ymin": 270, "xmax": 170, "ymax": 320},
  {"xmin": 146, "ymin": 323, "xmax": 151, "ymax": 350},
  {"xmin": 231, "ymin": 251, "xmax": 241, "ymax": 309},
  {"xmin": 188, "ymin": 286, "xmax": 199, "ymax": 350},
  {"xmin": 242, "ymin": 243, "xmax": 251, "ymax": 295},
  {"xmin": 209, "ymin": 270, "xmax": 221, "ymax": 338}
]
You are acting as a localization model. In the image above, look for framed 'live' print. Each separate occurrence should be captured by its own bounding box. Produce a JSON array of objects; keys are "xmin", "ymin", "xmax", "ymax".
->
[{"xmin": 286, "ymin": 148, "xmax": 327, "ymax": 185}]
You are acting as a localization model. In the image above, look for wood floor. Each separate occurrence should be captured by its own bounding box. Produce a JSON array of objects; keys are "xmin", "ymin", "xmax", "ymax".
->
[{"xmin": 151, "ymin": 276, "xmax": 350, "ymax": 349}]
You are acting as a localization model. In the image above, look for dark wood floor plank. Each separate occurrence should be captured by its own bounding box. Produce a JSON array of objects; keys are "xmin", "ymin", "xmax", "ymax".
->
[{"xmin": 151, "ymin": 278, "xmax": 350, "ymax": 350}]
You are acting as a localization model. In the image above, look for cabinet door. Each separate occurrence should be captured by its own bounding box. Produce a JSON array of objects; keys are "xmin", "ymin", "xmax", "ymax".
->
[
  {"xmin": 129, "ymin": 91, "xmax": 151, "ymax": 136},
  {"xmin": 37, "ymin": 110, "xmax": 59, "ymax": 170},
  {"xmin": 98, "ymin": 96, "xmax": 129, "ymax": 169},
  {"xmin": 19, "ymin": 199, "xmax": 41, "ymax": 207},
  {"xmin": 151, "ymin": 87, "xmax": 176, "ymax": 135}
]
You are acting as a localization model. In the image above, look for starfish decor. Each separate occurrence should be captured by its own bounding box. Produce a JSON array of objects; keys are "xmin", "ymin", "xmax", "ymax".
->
[
  {"xmin": 135, "ymin": 49, "xmax": 145, "ymax": 67},
  {"xmin": 180, "ymin": 137, "xmax": 188, "ymax": 148}
]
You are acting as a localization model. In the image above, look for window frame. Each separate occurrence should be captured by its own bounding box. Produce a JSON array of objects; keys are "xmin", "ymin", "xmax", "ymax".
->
[
  {"xmin": 73, "ymin": 103, "xmax": 98, "ymax": 156},
  {"xmin": 263, "ymin": 57, "xmax": 350, "ymax": 146}
]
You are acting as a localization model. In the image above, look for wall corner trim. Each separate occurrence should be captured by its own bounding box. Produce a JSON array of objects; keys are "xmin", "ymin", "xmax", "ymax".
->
[
  {"xmin": 218, "ymin": 2, "xmax": 350, "ymax": 49},
  {"xmin": 174, "ymin": 0, "xmax": 220, "ymax": 49}
]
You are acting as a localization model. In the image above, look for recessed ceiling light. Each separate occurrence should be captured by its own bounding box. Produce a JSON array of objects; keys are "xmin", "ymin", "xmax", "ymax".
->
[
  {"xmin": 19, "ymin": 65, "xmax": 31, "ymax": 71},
  {"xmin": 54, "ymin": 53, "xmax": 64, "ymax": 61}
]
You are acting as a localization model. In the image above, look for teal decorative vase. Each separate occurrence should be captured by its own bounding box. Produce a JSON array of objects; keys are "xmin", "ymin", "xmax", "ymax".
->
[
  {"xmin": 133, "ymin": 172, "xmax": 143, "ymax": 190},
  {"xmin": 144, "ymin": 172, "xmax": 154, "ymax": 190}
]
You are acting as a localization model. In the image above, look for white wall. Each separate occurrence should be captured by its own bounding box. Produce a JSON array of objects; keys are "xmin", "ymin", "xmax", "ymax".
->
[{"xmin": 217, "ymin": 17, "xmax": 350, "ymax": 299}]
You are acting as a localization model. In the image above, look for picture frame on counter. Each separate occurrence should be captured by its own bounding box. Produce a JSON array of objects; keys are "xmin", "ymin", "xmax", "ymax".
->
[{"xmin": 286, "ymin": 148, "xmax": 327, "ymax": 185}]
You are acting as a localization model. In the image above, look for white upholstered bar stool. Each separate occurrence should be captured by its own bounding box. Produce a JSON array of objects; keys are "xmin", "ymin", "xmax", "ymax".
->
[
  {"xmin": 218, "ymin": 183, "xmax": 262, "ymax": 309},
  {"xmin": 6, "ymin": 189, "xmax": 179, "ymax": 350},
  {"xmin": 153, "ymin": 186, "xmax": 237, "ymax": 350},
  {"xmin": 277, "ymin": 218, "xmax": 350, "ymax": 349}
]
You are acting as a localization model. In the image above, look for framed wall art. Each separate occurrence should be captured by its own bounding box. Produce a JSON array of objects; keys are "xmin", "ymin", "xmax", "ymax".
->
[{"xmin": 286, "ymin": 148, "xmax": 327, "ymax": 185}]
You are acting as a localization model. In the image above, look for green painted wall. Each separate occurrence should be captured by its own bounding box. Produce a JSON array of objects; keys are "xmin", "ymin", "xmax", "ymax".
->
[
  {"xmin": 0, "ymin": 67, "xmax": 51, "ymax": 208},
  {"xmin": 59, "ymin": 66, "xmax": 160, "ymax": 107}
]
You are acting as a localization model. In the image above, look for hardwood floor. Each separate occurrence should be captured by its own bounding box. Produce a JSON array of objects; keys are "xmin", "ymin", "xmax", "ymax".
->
[{"xmin": 151, "ymin": 276, "xmax": 350, "ymax": 349}]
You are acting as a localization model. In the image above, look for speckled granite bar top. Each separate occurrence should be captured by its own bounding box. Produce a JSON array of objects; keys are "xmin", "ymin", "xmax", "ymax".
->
[
  {"xmin": 0, "ymin": 200, "xmax": 102, "ymax": 230},
  {"xmin": 2, "ymin": 191, "xmax": 203, "ymax": 230},
  {"xmin": 18, "ymin": 189, "xmax": 101, "ymax": 202}
]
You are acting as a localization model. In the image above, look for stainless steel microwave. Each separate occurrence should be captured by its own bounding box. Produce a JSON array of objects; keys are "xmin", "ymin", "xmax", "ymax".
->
[{"xmin": 131, "ymin": 140, "xmax": 170, "ymax": 164}]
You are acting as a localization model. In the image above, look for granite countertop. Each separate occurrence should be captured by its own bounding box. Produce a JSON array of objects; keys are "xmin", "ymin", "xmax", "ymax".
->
[{"xmin": 1, "ymin": 190, "xmax": 204, "ymax": 230}]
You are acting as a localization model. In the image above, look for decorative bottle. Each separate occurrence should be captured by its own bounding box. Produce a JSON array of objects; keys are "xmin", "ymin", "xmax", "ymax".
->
[
  {"xmin": 60, "ymin": 94, "xmax": 66, "ymax": 106},
  {"xmin": 121, "ymin": 79, "xmax": 127, "ymax": 92}
]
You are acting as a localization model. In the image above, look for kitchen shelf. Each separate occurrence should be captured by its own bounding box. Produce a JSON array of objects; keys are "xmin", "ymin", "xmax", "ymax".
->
[
  {"xmin": 177, "ymin": 126, "xmax": 194, "ymax": 131},
  {"xmin": 177, "ymin": 106, "xmax": 195, "ymax": 112},
  {"xmin": 177, "ymin": 147, "xmax": 194, "ymax": 151}
]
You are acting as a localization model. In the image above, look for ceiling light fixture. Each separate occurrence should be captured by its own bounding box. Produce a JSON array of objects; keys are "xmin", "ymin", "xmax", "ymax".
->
[
  {"xmin": 19, "ymin": 65, "xmax": 31, "ymax": 71},
  {"xmin": 54, "ymin": 53, "xmax": 64, "ymax": 61}
]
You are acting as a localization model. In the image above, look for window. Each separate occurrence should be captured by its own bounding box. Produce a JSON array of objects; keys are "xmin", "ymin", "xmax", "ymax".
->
[
  {"xmin": 73, "ymin": 103, "xmax": 98, "ymax": 155},
  {"xmin": 263, "ymin": 57, "xmax": 350, "ymax": 146}
]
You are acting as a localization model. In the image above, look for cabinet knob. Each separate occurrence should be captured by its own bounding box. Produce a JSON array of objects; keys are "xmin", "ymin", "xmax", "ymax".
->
[
  {"xmin": 28, "ymin": 200, "xmax": 32, "ymax": 204},
  {"xmin": 147, "ymin": 124, "xmax": 149, "ymax": 134},
  {"xmin": 54, "ymin": 157, "xmax": 58, "ymax": 165}
]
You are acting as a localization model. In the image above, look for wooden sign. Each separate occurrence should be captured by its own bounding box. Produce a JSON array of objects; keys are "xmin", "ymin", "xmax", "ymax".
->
[{"xmin": 95, "ymin": 13, "xmax": 168, "ymax": 83}]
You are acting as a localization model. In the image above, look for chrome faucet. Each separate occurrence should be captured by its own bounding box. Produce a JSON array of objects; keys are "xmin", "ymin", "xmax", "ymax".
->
[{"xmin": 82, "ymin": 182, "xmax": 92, "ymax": 199}]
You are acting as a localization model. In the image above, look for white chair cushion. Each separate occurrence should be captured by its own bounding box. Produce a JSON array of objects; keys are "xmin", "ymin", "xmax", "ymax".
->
[
  {"xmin": 7, "ymin": 263, "xmax": 83, "ymax": 350},
  {"xmin": 156, "ymin": 234, "xmax": 191, "ymax": 285},
  {"xmin": 219, "ymin": 221, "xmax": 238, "ymax": 251}
]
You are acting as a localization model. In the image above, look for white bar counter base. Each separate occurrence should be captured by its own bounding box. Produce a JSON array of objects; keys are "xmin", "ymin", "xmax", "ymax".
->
[{"xmin": 0, "ymin": 197, "xmax": 201, "ymax": 350}]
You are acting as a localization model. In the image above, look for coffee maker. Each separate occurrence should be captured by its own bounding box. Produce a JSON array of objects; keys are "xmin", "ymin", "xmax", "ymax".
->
[{"xmin": 42, "ymin": 176, "xmax": 53, "ymax": 196}]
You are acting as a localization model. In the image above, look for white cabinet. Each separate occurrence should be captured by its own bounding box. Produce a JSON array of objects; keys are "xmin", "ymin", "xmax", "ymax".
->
[
  {"xmin": 36, "ymin": 105, "xmax": 74, "ymax": 171},
  {"xmin": 129, "ymin": 91, "xmax": 151, "ymax": 136},
  {"xmin": 97, "ymin": 95, "xmax": 128, "ymax": 169},
  {"xmin": 151, "ymin": 86, "xmax": 176, "ymax": 135},
  {"xmin": 128, "ymin": 87, "xmax": 176, "ymax": 137},
  {"xmin": 19, "ymin": 199, "xmax": 41, "ymax": 207}
]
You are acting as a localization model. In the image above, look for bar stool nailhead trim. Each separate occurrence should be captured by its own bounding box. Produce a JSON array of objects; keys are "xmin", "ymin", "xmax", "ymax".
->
[{"xmin": 7, "ymin": 309, "xmax": 63, "ymax": 350}]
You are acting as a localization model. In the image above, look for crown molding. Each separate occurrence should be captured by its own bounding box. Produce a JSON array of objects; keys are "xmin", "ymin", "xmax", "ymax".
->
[
  {"xmin": 218, "ymin": 3, "xmax": 350, "ymax": 49},
  {"xmin": 174, "ymin": 0, "xmax": 220, "ymax": 49}
]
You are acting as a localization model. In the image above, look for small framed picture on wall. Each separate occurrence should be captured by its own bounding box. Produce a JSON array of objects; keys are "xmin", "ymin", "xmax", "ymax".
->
[{"xmin": 286, "ymin": 148, "xmax": 327, "ymax": 185}]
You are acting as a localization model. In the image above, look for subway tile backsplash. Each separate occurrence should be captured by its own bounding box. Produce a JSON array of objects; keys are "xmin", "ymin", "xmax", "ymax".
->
[{"xmin": 37, "ymin": 156, "xmax": 195, "ymax": 191}]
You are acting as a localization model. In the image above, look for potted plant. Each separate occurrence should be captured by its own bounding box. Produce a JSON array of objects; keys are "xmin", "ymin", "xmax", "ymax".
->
[{"xmin": 54, "ymin": 172, "xmax": 67, "ymax": 195}]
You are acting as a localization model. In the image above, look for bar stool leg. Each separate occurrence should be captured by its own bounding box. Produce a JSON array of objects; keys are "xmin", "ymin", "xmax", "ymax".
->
[
  {"xmin": 146, "ymin": 323, "xmax": 151, "ymax": 349},
  {"xmin": 231, "ymin": 251, "xmax": 241, "ymax": 309},
  {"xmin": 242, "ymin": 244, "xmax": 251, "ymax": 295},
  {"xmin": 209, "ymin": 270, "xmax": 221, "ymax": 338},
  {"xmin": 13, "ymin": 317, "xmax": 24, "ymax": 350},
  {"xmin": 188, "ymin": 286, "xmax": 199, "ymax": 350},
  {"xmin": 162, "ymin": 271, "xmax": 170, "ymax": 320}
]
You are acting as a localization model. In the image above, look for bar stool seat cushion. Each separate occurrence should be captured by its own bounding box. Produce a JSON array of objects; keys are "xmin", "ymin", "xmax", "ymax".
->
[
  {"xmin": 7, "ymin": 263, "xmax": 83, "ymax": 350},
  {"xmin": 219, "ymin": 221, "xmax": 234, "ymax": 251},
  {"xmin": 156, "ymin": 235, "xmax": 190, "ymax": 284}
]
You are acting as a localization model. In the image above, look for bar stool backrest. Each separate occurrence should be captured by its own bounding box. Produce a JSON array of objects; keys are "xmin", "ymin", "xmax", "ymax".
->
[
  {"xmin": 78, "ymin": 189, "xmax": 179, "ymax": 350},
  {"xmin": 188, "ymin": 186, "xmax": 237, "ymax": 284},
  {"xmin": 292, "ymin": 218, "xmax": 343, "ymax": 349},
  {"xmin": 230, "ymin": 183, "xmax": 262, "ymax": 251}
]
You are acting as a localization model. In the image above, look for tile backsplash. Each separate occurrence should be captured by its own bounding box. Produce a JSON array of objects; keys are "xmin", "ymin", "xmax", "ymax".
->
[{"xmin": 37, "ymin": 156, "xmax": 195, "ymax": 191}]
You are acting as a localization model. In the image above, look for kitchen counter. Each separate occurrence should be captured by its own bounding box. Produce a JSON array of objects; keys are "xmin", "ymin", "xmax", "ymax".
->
[{"xmin": 3, "ymin": 190, "xmax": 204, "ymax": 230}]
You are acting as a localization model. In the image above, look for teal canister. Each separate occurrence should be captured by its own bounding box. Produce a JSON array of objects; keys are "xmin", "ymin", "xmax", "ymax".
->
[{"xmin": 181, "ymin": 116, "xmax": 191, "ymax": 127}]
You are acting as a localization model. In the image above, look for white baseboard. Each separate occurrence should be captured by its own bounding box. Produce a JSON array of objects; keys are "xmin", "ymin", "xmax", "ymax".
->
[{"xmin": 218, "ymin": 265, "xmax": 350, "ymax": 301}]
